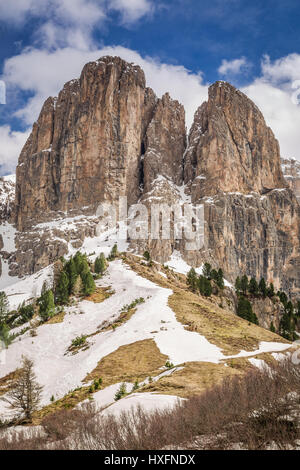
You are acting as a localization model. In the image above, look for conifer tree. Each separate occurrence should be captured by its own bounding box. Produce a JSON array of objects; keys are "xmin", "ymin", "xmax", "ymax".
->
[
  {"xmin": 240, "ymin": 275, "xmax": 249, "ymax": 295},
  {"xmin": 55, "ymin": 271, "xmax": 69, "ymax": 305},
  {"xmin": 237, "ymin": 296, "xmax": 258, "ymax": 325},
  {"xmin": 95, "ymin": 253, "xmax": 106, "ymax": 275},
  {"xmin": 259, "ymin": 278, "xmax": 267, "ymax": 298},
  {"xmin": 81, "ymin": 268, "xmax": 96, "ymax": 296},
  {"xmin": 235, "ymin": 276, "xmax": 241, "ymax": 294},
  {"xmin": 216, "ymin": 268, "xmax": 224, "ymax": 289},
  {"xmin": 187, "ymin": 268, "xmax": 197, "ymax": 291},
  {"xmin": 249, "ymin": 278, "xmax": 258, "ymax": 296},
  {"xmin": 1, "ymin": 356, "xmax": 43, "ymax": 421},
  {"xmin": 65, "ymin": 258, "xmax": 78, "ymax": 294},
  {"xmin": 73, "ymin": 275, "xmax": 83, "ymax": 297},
  {"xmin": 203, "ymin": 263, "xmax": 212, "ymax": 279},
  {"xmin": 39, "ymin": 290, "xmax": 55, "ymax": 321},
  {"xmin": 109, "ymin": 244, "xmax": 118, "ymax": 260},
  {"xmin": 267, "ymin": 283, "xmax": 275, "ymax": 298}
]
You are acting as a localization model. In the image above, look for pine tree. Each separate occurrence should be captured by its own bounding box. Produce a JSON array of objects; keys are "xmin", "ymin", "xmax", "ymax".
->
[
  {"xmin": 72, "ymin": 275, "xmax": 83, "ymax": 297},
  {"xmin": 143, "ymin": 251, "xmax": 151, "ymax": 262},
  {"xmin": 81, "ymin": 268, "xmax": 96, "ymax": 296},
  {"xmin": 202, "ymin": 263, "xmax": 212, "ymax": 279},
  {"xmin": 270, "ymin": 322, "xmax": 276, "ymax": 333},
  {"xmin": 198, "ymin": 275, "xmax": 212, "ymax": 297},
  {"xmin": 65, "ymin": 258, "xmax": 78, "ymax": 294},
  {"xmin": 235, "ymin": 276, "xmax": 241, "ymax": 294},
  {"xmin": 53, "ymin": 259, "xmax": 64, "ymax": 295},
  {"xmin": 240, "ymin": 275, "xmax": 249, "ymax": 295},
  {"xmin": 55, "ymin": 271, "xmax": 69, "ymax": 305},
  {"xmin": 0, "ymin": 291, "xmax": 9, "ymax": 325},
  {"xmin": 249, "ymin": 278, "xmax": 258, "ymax": 296},
  {"xmin": 237, "ymin": 296, "xmax": 258, "ymax": 324},
  {"xmin": 1, "ymin": 356, "xmax": 43, "ymax": 421},
  {"xmin": 187, "ymin": 268, "xmax": 197, "ymax": 292},
  {"xmin": 0, "ymin": 323, "xmax": 13, "ymax": 348},
  {"xmin": 267, "ymin": 282, "xmax": 275, "ymax": 298},
  {"xmin": 109, "ymin": 244, "xmax": 118, "ymax": 260},
  {"xmin": 216, "ymin": 268, "xmax": 224, "ymax": 290},
  {"xmin": 259, "ymin": 278, "xmax": 267, "ymax": 298},
  {"xmin": 73, "ymin": 252, "xmax": 87, "ymax": 274},
  {"xmin": 39, "ymin": 290, "xmax": 55, "ymax": 322},
  {"xmin": 95, "ymin": 253, "xmax": 106, "ymax": 275}
]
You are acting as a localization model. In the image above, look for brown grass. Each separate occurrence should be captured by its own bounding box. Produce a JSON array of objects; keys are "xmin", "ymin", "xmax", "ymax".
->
[
  {"xmin": 85, "ymin": 287, "xmax": 114, "ymax": 303},
  {"xmin": 139, "ymin": 361, "xmax": 243, "ymax": 398},
  {"xmin": 84, "ymin": 339, "xmax": 167, "ymax": 385},
  {"xmin": 32, "ymin": 339, "xmax": 167, "ymax": 424},
  {"xmin": 45, "ymin": 311, "xmax": 65, "ymax": 325},
  {"xmin": 0, "ymin": 369, "xmax": 20, "ymax": 397},
  {"xmin": 124, "ymin": 254, "xmax": 289, "ymax": 356}
]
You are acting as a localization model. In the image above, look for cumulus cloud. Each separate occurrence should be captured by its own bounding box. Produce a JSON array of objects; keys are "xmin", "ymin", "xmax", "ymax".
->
[
  {"xmin": 218, "ymin": 57, "xmax": 250, "ymax": 76},
  {"xmin": 0, "ymin": 126, "xmax": 29, "ymax": 174},
  {"xmin": 242, "ymin": 54, "xmax": 300, "ymax": 160},
  {"xmin": 109, "ymin": 0, "xmax": 154, "ymax": 24},
  {"xmin": 3, "ymin": 45, "xmax": 208, "ymax": 129}
]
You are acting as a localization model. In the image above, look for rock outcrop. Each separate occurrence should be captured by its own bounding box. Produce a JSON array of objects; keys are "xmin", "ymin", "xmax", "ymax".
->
[
  {"xmin": 185, "ymin": 81, "xmax": 287, "ymax": 200},
  {"xmin": 281, "ymin": 157, "xmax": 300, "ymax": 202}
]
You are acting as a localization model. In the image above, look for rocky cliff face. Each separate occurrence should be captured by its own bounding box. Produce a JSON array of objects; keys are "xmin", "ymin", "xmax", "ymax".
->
[
  {"xmin": 281, "ymin": 157, "xmax": 300, "ymax": 202},
  {"xmin": 184, "ymin": 82, "xmax": 287, "ymax": 200},
  {"xmin": 16, "ymin": 56, "xmax": 185, "ymax": 231},
  {"xmin": 6, "ymin": 57, "xmax": 300, "ymax": 297},
  {"xmin": 184, "ymin": 82, "xmax": 300, "ymax": 296}
]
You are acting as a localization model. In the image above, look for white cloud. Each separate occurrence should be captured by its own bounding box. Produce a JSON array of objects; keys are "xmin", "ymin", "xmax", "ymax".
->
[
  {"xmin": 218, "ymin": 57, "xmax": 250, "ymax": 77},
  {"xmin": 109, "ymin": 0, "xmax": 154, "ymax": 24},
  {"xmin": 0, "ymin": 126, "xmax": 29, "ymax": 174},
  {"xmin": 242, "ymin": 54, "xmax": 300, "ymax": 160},
  {"xmin": 3, "ymin": 45, "xmax": 208, "ymax": 129}
]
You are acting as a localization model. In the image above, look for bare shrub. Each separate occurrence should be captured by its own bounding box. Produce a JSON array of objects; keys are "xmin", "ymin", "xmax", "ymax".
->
[{"xmin": 0, "ymin": 359, "xmax": 299, "ymax": 450}]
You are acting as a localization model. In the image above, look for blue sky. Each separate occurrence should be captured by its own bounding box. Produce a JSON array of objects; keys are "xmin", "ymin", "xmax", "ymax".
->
[{"xmin": 1, "ymin": 0, "xmax": 300, "ymax": 174}]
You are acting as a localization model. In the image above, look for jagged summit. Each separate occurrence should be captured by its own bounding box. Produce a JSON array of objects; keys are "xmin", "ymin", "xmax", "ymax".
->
[{"xmin": 184, "ymin": 79, "xmax": 287, "ymax": 198}]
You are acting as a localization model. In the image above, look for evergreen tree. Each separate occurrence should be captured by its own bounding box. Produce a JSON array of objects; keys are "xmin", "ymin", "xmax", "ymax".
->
[
  {"xmin": 279, "ymin": 312, "xmax": 296, "ymax": 341},
  {"xmin": 259, "ymin": 278, "xmax": 267, "ymax": 298},
  {"xmin": 65, "ymin": 258, "xmax": 78, "ymax": 294},
  {"xmin": 235, "ymin": 276, "xmax": 241, "ymax": 294},
  {"xmin": 0, "ymin": 323, "xmax": 13, "ymax": 348},
  {"xmin": 187, "ymin": 268, "xmax": 197, "ymax": 292},
  {"xmin": 81, "ymin": 268, "xmax": 96, "ymax": 296},
  {"xmin": 270, "ymin": 322, "xmax": 276, "ymax": 333},
  {"xmin": 39, "ymin": 290, "xmax": 55, "ymax": 322},
  {"xmin": 249, "ymin": 278, "xmax": 258, "ymax": 296},
  {"xmin": 143, "ymin": 251, "xmax": 151, "ymax": 262},
  {"xmin": 240, "ymin": 275, "xmax": 249, "ymax": 296},
  {"xmin": 2, "ymin": 356, "xmax": 43, "ymax": 421},
  {"xmin": 278, "ymin": 291, "xmax": 288, "ymax": 309},
  {"xmin": 0, "ymin": 292, "xmax": 9, "ymax": 325},
  {"xmin": 210, "ymin": 269, "xmax": 218, "ymax": 281},
  {"xmin": 198, "ymin": 275, "xmax": 212, "ymax": 297},
  {"xmin": 95, "ymin": 253, "xmax": 106, "ymax": 275},
  {"xmin": 267, "ymin": 283, "xmax": 275, "ymax": 298},
  {"xmin": 72, "ymin": 275, "xmax": 83, "ymax": 297},
  {"xmin": 237, "ymin": 296, "xmax": 258, "ymax": 325},
  {"xmin": 109, "ymin": 244, "xmax": 118, "ymax": 260},
  {"xmin": 202, "ymin": 263, "xmax": 212, "ymax": 279},
  {"xmin": 73, "ymin": 252, "xmax": 87, "ymax": 274},
  {"xmin": 55, "ymin": 271, "xmax": 70, "ymax": 304},
  {"xmin": 216, "ymin": 269, "xmax": 225, "ymax": 290}
]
